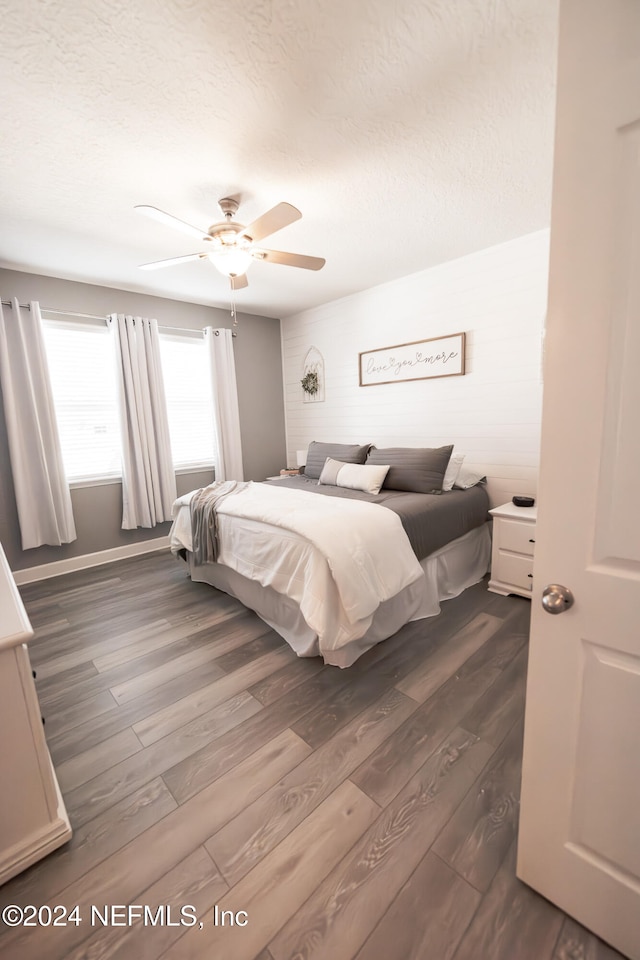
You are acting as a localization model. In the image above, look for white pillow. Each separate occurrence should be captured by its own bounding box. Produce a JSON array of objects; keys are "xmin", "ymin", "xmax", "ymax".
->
[
  {"xmin": 454, "ymin": 465, "xmax": 486, "ymax": 489},
  {"xmin": 318, "ymin": 457, "xmax": 389, "ymax": 495},
  {"xmin": 442, "ymin": 452, "xmax": 465, "ymax": 491},
  {"xmin": 318, "ymin": 457, "xmax": 345, "ymax": 486}
]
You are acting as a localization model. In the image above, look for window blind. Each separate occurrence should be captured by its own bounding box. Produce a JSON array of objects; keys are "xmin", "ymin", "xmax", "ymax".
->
[
  {"xmin": 159, "ymin": 333, "xmax": 216, "ymax": 471},
  {"xmin": 42, "ymin": 320, "xmax": 121, "ymax": 481}
]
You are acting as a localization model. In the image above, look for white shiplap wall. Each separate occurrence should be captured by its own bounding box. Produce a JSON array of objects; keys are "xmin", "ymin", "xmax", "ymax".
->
[{"xmin": 281, "ymin": 230, "xmax": 549, "ymax": 508}]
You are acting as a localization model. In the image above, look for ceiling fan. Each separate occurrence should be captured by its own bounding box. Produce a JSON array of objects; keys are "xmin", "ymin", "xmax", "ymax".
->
[{"xmin": 135, "ymin": 197, "xmax": 325, "ymax": 290}]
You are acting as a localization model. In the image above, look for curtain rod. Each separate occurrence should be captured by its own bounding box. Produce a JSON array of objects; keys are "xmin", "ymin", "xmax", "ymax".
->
[
  {"xmin": 159, "ymin": 324, "xmax": 202, "ymax": 336},
  {"xmin": 1, "ymin": 302, "xmax": 103, "ymax": 320},
  {"xmin": 1, "ymin": 302, "xmax": 236, "ymax": 335},
  {"xmin": 159, "ymin": 324, "xmax": 236, "ymax": 338},
  {"xmin": 44, "ymin": 307, "xmax": 106, "ymax": 321}
]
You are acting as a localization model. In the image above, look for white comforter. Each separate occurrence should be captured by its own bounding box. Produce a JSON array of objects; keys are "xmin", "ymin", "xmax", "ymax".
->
[{"xmin": 170, "ymin": 482, "xmax": 423, "ymax": 657}]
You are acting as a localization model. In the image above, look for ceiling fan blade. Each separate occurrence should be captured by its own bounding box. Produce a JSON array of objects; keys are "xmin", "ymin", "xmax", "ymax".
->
[
  {"xmin": 139, "ymin": 252, "xmax": 207, "ymax": 270},
  {"xmin": 240, "ymin": 202, "xmax": 302, "ymax": 243},
  {"xmin": 134, "ymin": 205, "xmax": 209, "ymax": 242},
  {"xmin": 231, "ymin": 274, "xmax": 248, "ymax": 290},
  {"xmin": 255, "ymin": 249, "xmax": 326, "ymax": 271}
]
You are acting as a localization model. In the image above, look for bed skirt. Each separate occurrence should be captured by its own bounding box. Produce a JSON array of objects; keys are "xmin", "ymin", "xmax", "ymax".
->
[{"xmin": 187, "ymin": 522, "xmax": 491, "ymax": 668}]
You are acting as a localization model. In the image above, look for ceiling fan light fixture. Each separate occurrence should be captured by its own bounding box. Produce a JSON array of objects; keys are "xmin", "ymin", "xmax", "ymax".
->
[{"xmin": 207, "ymin": 246, "xmax": 253, "ymax": 278}]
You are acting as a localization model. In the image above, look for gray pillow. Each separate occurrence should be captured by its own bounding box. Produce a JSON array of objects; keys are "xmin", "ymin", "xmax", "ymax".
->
[
  {"xmin": 304, "ymin": 441, "xmax": 370, "ymax": 480},
  {"xmin": 366, "ymin": 445, "xmax": 454, "ymax": 494}
]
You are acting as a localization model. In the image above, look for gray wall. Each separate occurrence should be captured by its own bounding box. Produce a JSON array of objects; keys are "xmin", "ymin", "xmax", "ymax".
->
[{"xmin": 0, "ymin": 269, "xmax": 286, "ymax": 571}]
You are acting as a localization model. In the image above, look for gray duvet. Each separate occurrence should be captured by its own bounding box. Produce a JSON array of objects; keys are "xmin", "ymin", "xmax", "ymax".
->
[{"xmin": 263, "ymin": 476, "xmax": 490, "ymax": 561}]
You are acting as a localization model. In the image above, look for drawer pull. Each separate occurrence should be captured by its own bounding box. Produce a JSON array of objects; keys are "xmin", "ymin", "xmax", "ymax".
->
[
  {"xmin": 527, "ymin": 573, "xmax": 533, "ymax": 578},
  {"xmin": 528, "ymin": 539, "xmax": 535, "ymax": 543}
]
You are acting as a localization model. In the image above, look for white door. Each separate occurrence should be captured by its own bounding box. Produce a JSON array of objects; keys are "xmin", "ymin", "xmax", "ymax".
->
[{"xmin": 517, "ymin": 1, "xmax": 640, "ymax": 957}]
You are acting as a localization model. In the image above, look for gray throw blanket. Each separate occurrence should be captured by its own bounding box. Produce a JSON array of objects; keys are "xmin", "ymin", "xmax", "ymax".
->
[{"xmin": 190, "ymin": 481, "xmax": 250, "ymax": 565}]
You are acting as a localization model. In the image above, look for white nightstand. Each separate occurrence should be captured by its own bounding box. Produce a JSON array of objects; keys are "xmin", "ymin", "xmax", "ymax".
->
[{"xmin": 488, "ymin": 502, "xmax": 537, "ymax": 598}]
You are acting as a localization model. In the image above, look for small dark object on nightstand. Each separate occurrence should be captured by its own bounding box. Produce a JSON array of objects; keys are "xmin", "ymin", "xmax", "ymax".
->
[{"xmin": 512, "ymin": 496, "xmax": 535, "ymax": 507}]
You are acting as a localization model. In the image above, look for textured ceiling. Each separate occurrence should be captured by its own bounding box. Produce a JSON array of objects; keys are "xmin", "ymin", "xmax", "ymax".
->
[{"xmin": 0, "ymin": 0, "xmax": 558, "ymax": 319}]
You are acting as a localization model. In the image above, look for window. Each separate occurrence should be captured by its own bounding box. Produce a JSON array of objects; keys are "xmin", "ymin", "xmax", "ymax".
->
[
  {"xmin": 159, "ymin": 333, "xmax": 216, "ymax": 471},
  {"xmin": 42, "ymin": 320, "xmax": 121, "ymax": 482},
  {"xmin": 43, "ymin": 319, "xmax": 215, "ymax": 483}
]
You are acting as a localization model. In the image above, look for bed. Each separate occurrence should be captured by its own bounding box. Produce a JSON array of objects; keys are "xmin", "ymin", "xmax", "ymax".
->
[{"xmin": 169, "ymin": 443, "xmax": 491, "ymax": 667}]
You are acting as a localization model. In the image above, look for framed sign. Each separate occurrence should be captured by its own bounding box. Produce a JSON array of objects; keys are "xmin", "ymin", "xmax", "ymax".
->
[{"xmin": 359, "ymin": 332, "xmax": 465, "ymax": 386}]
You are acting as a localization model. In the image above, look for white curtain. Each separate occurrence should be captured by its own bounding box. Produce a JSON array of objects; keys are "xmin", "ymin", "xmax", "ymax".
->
[
  {"xmin": 109, "ymin": 314, "xmax": 176, "ymax": 529},
  {"xmin": 0, "ymin": 299, "xmax": 76, "ymax": 549},
  {"xmin": 204, "ymin": 327, "xmax": 244, "ymax": 481}
]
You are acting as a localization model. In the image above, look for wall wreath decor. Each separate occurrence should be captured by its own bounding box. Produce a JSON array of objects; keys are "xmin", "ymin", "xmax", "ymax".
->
[{"xmin": 301, "ymin": 346, "xmax": 325, "ymax": 402}]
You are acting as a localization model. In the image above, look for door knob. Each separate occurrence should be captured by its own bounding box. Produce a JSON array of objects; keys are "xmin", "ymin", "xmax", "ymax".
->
[{"xmin": 541, "ymin": 584, "xmax": 575, "ymax": 614}]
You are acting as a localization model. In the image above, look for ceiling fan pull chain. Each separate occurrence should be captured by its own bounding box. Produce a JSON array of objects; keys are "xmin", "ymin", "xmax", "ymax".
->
[{"xmin": 230, "ymin": 288, "xmax": 238, "ymax": 328}]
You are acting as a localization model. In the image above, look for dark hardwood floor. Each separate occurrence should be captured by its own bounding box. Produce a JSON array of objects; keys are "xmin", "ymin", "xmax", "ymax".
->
[{"xmin": 0, "ymin": 551, "xmax": 626, "ymax": 960}]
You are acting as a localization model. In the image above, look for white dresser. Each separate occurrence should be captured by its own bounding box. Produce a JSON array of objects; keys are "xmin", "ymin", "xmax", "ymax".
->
[
  {"xmin": 488, "ymin": 502, "xmax": 537, "ymax": 599},
  {"xmin": 0, "ymin": 543, "xmax": 72, "ymax": 885}
]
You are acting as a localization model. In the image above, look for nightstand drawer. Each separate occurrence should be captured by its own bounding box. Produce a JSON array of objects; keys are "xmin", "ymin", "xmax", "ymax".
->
[
  {"xmin": 498, "ymin": 552, "xmax": 534, "ymax": 591},
  {"xmin": 498, "ymin": 520, "xmax": 536, "ymax": 556}
]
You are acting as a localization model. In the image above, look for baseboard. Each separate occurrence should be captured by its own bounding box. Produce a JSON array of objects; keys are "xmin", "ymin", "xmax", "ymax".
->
[
  {"xmin": 0, "ymin": 815, "xmax": 72, "ymax": 887},
  {"xmin": 12, "ymin": 537, "xmax": 170, "ymax": 585}
]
